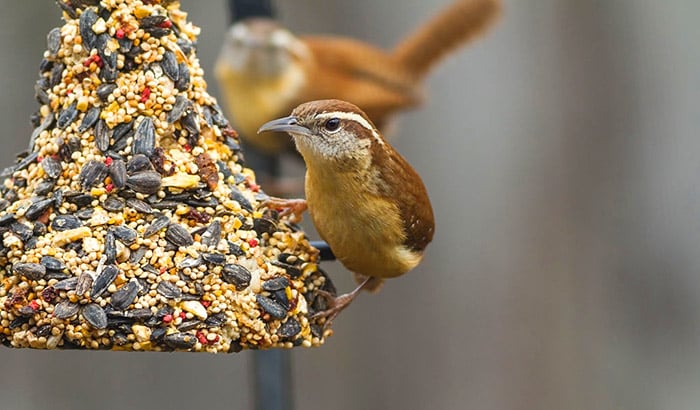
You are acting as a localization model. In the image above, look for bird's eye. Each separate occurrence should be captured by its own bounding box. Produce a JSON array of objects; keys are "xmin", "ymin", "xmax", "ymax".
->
[{"xmin": 324, "ymin": 118, "xmax": 341, "ymax": 132}]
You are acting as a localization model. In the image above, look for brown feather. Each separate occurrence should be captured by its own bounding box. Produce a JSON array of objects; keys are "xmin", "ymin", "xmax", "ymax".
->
[
  {"xmin": 371, "ymin": 140, "xmax": 435, "ymax": 253},
  {"xmin": 392, "ymin": 0, "xmax": 502, "ymax": 79}
]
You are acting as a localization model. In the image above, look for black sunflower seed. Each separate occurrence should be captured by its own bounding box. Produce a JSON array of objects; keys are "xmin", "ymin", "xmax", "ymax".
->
[
  {"xmin": 177, "ymin": 256, "xmax": 202, "ymax": 269},
  {"xmin": 165, "ymin": 223, "xmax": 193, "ymax": 247},
  {"xmin": 156, "ymin": 281, "xmax": 182, "ymax": 299},
  {"xmin": 110, "ymin": 281, "xmax": 139, "ymax": 310},
  {"xmin": 222, "ymin": 264, "xmax": 251, "ymax": 290},
  {"xmin": 175, "ymin": 62, "xmax": 190, "ymax": 91},
  {"xmin": 112, "ymin": 225, "xmax": 137, "ymax": 245},
  {"xmin": 41, "ymin": 156, "xmax": 62, "ymax": 179},
  {"xmin": 41, "ymin": 256, "xmax": 66, "ymax": 271},
  {"xmin": 95, "ymin": 119, "xmax": 110, "ymax": 152},
  {"xmin": 166, "ymin": 95, "xmax": 189, "ymax": 123},
  {"xmin": 34, "ymin": 83, "xmax": 50, "ymax": 105},
  {"xmin": 51, "ymin": 214, "xmax": 82, "ymax": 231},
  {"xmin": 201, "ymin": 253, "xmax": 225, "ymax": 266},
  {"xmin": 49, "ymin": 63, "xmax": 65, "ymax": 88},
  {"xmin": 112, "ymin": 121, "xmax": 133, "ymax": 142},
  {"xmin": 271, "ymin": 260, "xmax": 302, "ymax": 278},
  {"xmin": 0, "ymin": 214, "xmax": 15, "ymax": 228},
  {"xmin": 181, "ymin": 111, "xmax": 199, "ymax": 143},
  {"xmin": 256, "ymin": 295, "xmax": 287, "ymax": 320},
  {"xmin": 253, "ymin": 218, "xmax": 277, "ymax": 236},
  {"xmin": 204, "ymin": 312, "xmax": 226, "ymax": 327},
  {"xmin": 163, "ymin": 332, "xmax": 196, "ymax": 349},
  {"xmin": 10, "ymin": 222, "xmax": 32, "ymax": 242},
  {"xmin": 104, "ymin": 229, "xmax": 116, "ymax": 264},
  {"xmin": 13, "ymin": 262, "xmax": 46, "ymax": 280},
  {"xmin": 25, "ymin": 198, "xmax": 53, "ymax": 220},
  {"xmin": 53, "ymin": 277, "xmax": 78, "ymax": 290},
  {"xmin": 177, "ymin": 319, "xmax": 201, "ymax": 332},
  {"xmin": 139, "ymin": 15, "xmax": 167, "ymax": 28},
  {"xmin": 35, "ymin": 180, "xmax": 55, "ymax": 196},
  {"xmin": 96, "ymin": 83, "xmax": 116, "ymax": 101},
  {"xmin": 75, "ymin": 207, "xmax": 93, "ymax": 220},
  {"xmin": 161, "ymin": 50, "xmax": 179, "ymax": 81},
  {"xmin": 109, "ymin": 158, "xmax": 127, "ymax": 189},
  {"xmin": 143, "ymin": 213, "xmax": 170, "ymax": 237},
  {"xmin": 278, "ymin": 318, "xmax": 301, "ymax": 338},
  {"xmin": 57, "ymin": 101, "xmax": 79, "ymax": 130},
  {"xmin": 54, "ymin": 301, "xmax": 79, "ymax": 319},
  {"xmin": 125, "ymin": 197, "xmax": 152, "ymax": 214},
  {"xmin": 201, "ymin": 220, "xmax": 221, "ymax": 248},
  {"xmin": 79, "ymin": 8, "xmax": 98, "ymax": 50},
  {"xmin": 126, "ymin": 171, "xmax": 161, "ymax": 194},
  {"xmin": 230, "ymin": 187, "xmax": 253, "ymax": 212},
  {"xmin": 262, "ymin": 277, "xmax": 290, "ymax": 292},
  {"xmin": 82, "ymin": 303, "xmax": 107, "ymax": 329},
  {"xmin": 102, "ymin": 196, "xmax": 124, "ymax": 212},
  {"xmin": 78, "ymin": 107, "xmax": 101, "ymax": 132},
  {"xmin": 126, "ymin": 154, "xmax": 153, "ymax": 174},
  {"xmin": 75, "ymin": 272, "xmax": 94, "ymax": 296},
  {"xmin": 79, "ymin": 160, "xmax": 108, "ymax": 189},
  {"xmin": 47, "ymin": 27, "xmax": 61, "ymax": 56},
  {"xmin": 133, "ymin": 117, "xmax": 155, "ymax": 157},
  {"xmin": 91, "ymin": 264, "xmax": 119, "ymax": 298},
  {"xmin": 129, "ymin": 246, "xmax": 147, "ymax": 264}
]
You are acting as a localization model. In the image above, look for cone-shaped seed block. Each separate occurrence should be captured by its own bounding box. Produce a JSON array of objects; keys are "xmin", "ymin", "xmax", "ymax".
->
[{"xmin": 0, "ymin": 0, "xmax": 334, "ymax": 352}]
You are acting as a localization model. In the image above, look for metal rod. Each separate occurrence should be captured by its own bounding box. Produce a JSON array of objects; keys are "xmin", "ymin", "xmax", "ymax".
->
[
  {"xmin": 224, "ymin": 3, "xmax": 292, "ymax": 408},
  {"xmin": 253, "ymin": 350, "xmax": 293, "ymax": 410},
  {"xmin": 228, "ymin": 0, "xmax": 275, "ymax": 23},
  {"xmin": 310, "ymin": 240, "xmax": 336, "ymax": 261}
]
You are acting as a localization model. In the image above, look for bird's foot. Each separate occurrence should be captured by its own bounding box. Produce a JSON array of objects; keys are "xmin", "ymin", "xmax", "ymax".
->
[
  {"xmin": 310, "ymin": 277, "xmax": 372, "ymax": 328},
  {"xmin": 261, "ymin": 197, "xmax": 307, "ymax": 224}
]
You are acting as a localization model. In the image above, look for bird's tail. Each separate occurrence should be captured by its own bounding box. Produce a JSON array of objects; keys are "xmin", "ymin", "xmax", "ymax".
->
[{"xmin": 392, "ymin": 0, "xmax": 501, "ymax": 79}]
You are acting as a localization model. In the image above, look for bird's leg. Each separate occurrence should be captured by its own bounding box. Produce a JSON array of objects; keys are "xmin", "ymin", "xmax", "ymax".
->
[
  {"xmin": 261, "ymin": 197, "xmax": 307, "ymax": 224},
  {"xmin": 311, "ymin": 276, "xmax": 378, "ymax": 327}
]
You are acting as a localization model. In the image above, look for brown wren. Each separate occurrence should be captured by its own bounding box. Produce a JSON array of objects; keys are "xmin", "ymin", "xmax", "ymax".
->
[
  {"xmin": 258, "ymin": 99, "xmax": 435, "ymax": 325},
  {"xmin": 215, "ymin": 0, "xmax": 501, "ymax": 181}
]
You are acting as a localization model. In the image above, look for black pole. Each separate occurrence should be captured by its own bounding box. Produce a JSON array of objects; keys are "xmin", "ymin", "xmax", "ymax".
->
[
  {"xmin": 228, "ymin": 0, "xmax": 275, "ymax": 23},
  {"xmin": 225, "ymin": 3, "xmax": 290, "ymax": 407}
]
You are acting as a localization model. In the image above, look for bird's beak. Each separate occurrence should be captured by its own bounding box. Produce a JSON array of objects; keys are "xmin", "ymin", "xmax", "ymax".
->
[{"xmin": 257, "ymin": 116, "xmax": 313, "ymax": 137}]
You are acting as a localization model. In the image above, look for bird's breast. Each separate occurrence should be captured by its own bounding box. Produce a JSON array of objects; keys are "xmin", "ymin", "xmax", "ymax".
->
[
  {"xmin": 305, "ymin": 168, "xmax": 422, "ymax": 278},
  {"xmin": 214, "ymin": 61, "xmax": 306, "ymax": 151}
]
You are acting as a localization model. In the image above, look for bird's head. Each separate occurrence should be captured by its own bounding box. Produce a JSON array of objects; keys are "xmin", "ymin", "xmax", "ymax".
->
[
  {"xmin": 258, "ymin": 100, "xmax": 386, "ymax": 166},
  {"xmin": 217, "ymin": 18, "xmax": 309, "ymax": 77}
]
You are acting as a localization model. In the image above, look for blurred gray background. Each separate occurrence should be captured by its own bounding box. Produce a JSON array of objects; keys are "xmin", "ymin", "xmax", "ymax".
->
[{"xmin": 1, "ymin": 0, "xmax": 699, "ymax": 409}]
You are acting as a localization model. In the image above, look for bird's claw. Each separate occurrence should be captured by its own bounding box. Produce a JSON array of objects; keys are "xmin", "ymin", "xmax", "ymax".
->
[
  {"xmin": 310, "ymin": 290, "xmax": 354, "ymax": 328},
  {"xmin": 309, "ymin": 277, "xmax": 373, "ymax": 328},
  {"xmin": 261, "ymin": 197, "xmax": 307, "ymax": 224}
]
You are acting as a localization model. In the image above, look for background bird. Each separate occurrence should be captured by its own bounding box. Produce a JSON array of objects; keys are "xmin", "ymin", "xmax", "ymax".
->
[{"xmin": 215, "ymin": 0, "xmax": 501, "ymax": 191}]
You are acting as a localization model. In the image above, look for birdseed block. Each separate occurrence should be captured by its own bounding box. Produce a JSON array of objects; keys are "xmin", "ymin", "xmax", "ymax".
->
[{"xmin": 0, "ymin": 0, "xmax": 335, "ymax": 352}]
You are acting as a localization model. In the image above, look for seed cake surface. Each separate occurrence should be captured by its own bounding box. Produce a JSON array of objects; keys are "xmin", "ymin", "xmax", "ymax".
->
[{"xmin": 0, "ymin": 0, "xmax": 335, "ymax": 352}]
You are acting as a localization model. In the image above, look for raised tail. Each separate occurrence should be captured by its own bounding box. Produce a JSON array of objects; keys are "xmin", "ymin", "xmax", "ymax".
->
[{"xmin": 392, "ymin": 0, "xmax": 501, "ymax": 79}]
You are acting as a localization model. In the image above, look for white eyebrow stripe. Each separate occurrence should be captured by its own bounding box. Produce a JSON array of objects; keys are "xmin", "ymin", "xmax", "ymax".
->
[{"xmin": 315, "ymin": 111, "xmax": 384, "ymax": 145}]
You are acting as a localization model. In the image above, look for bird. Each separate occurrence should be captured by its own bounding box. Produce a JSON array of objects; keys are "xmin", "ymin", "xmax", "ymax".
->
[
  {"xmin": 215, "ymin": 0, "xmax": 501, "ymax": 189},
  {"xmin": 257, "ymin": 99, "xmax": 435, "ymax": 325}
]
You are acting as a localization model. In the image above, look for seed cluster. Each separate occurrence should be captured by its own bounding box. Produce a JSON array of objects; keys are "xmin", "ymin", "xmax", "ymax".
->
[{"xmin": 0, "ymin": 0, "xmax": 335, "ymax": 352}]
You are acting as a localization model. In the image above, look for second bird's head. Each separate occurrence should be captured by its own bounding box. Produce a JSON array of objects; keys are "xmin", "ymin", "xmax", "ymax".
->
[{"xmin": 218, "ymin": 18, "xmax": 308, "ymax": 77}]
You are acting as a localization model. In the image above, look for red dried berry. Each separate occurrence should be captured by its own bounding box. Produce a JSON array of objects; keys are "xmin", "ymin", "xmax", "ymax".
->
[{"xmin": 140, "ymin": 87, "xmax": 151, "ymax": 103}]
